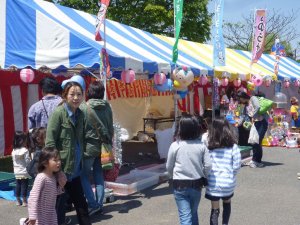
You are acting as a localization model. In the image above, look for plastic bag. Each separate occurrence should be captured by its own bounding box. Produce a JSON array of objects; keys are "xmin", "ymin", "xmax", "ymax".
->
[
  {"xmin": 248, "ymin": 124, "xmax": 259, "ymax": 144},
  {"xmin": 258, "ymin": 97, "xmax": 273, "ymax": 115}
]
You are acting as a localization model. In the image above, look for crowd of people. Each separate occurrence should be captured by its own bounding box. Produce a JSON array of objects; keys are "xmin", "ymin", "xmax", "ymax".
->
[
  {"xmin": 11, "ymin": 74, "xmax": 300, "ymax": 225},
  {"xmin": 12, "ymin": 76, "xmax": 113, "ymax": 225}
]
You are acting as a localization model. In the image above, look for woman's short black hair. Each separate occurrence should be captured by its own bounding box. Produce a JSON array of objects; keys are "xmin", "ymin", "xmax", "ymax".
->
[
  {"xmin": 38, "ymin": 147, "xmax": 60, "ymax": 173},
  {"xmin": 178, "ymin": 115, "xmax": 201, "ymax": 140},
  {"xmin": 87, "ymin": 80, "xmax": 105, "ymax": 99},
  {"xmin": 208, "ymin": 118, "xmax": 237, "ymax": 150},
  {"xmin": 13, "ymin": 131, "xmax": 28, "ymax": 149},
  {"xmin": 39, "ymin": 77, "xmax": 62, "ymax": 95}
]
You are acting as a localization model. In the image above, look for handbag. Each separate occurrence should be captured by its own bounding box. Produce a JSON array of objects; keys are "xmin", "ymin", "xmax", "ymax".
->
[{"xmin": 87, "ymin": 104, "xmax": 114, "ymax": 170}]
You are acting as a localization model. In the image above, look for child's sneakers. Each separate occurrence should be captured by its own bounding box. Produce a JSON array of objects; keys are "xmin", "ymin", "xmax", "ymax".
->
[{"xmin": 16, "ymin": 198, "xmax": 22, "ymax": 206}]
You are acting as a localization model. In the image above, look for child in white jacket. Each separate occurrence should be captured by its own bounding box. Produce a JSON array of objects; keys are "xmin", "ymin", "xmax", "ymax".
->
[{"xmin": 12, "ymin": 131, "xmax": 31, "ymax": 206}]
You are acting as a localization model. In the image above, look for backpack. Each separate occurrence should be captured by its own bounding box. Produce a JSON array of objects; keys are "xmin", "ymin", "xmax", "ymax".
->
[
  {"xmin": 26, "ymin": 150, "xmax": 41, "ymax": 179},
  {"xmin": 257, "ymin": 97, "xmax": 273, "ymax": 115}
]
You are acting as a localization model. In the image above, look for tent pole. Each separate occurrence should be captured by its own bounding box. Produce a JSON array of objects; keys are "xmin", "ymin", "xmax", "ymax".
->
[
  {"xmin": 173, "ymin": 0, "xmax": 178, "ymax": 122},
  {"xmin": 212, "ymin": 69, "xmax": 215, "ymax": 120},
  {"xmin": 103, "ymin": 18, "xmax": 107, "ymax": 100}
]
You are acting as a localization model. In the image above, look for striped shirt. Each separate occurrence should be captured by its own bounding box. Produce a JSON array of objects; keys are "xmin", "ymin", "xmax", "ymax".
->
[
  {"xmin": 206, "ymin": 144, "xmax": 241, "ymax": 197},
  {"xmin": 28, "ymin": 173, "xmax": 59, "ymax": 225}
]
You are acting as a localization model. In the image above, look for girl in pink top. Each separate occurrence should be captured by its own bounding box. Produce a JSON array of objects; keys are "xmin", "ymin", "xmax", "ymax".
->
[{"xmin": 27, "ymin": 147, "xmax": 66, "ymax": 225}]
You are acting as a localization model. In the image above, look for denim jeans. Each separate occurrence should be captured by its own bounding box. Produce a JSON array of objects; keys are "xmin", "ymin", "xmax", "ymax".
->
[
  {"xmin": 174, "ymin": 187, "xmax": 201, "ymax": 225},
  {"xmin": 15, "ymin": 178, "xmax": 29, "ymax": 198},
  {"xmin": 252, "ymin": 119, "xmax": 268, "ymax": 163},
  {"xmin": 81, "ymin": 157, "xmax": 104, "ymax": 209}
]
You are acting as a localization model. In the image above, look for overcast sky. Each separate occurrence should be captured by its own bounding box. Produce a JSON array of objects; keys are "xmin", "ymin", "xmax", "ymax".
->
[{"xmin": 207, "ymin": 0, "xmax": 300, "ymax": 48}]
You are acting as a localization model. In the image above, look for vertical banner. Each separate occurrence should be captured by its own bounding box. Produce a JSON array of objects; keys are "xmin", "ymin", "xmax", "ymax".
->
[
  {"xmin": 251, "ymin": 9, "xmax": 266, "ymax": 63},
  {"xmin": 172, "ymin": 0, "xmax": 184, "ymax": 63},
  {"xmin": 213, "ymin": 0, "xmax": 225, "ymax": 67},
  {"xmin": 271, "ymin": 38, "xmax": 285, "ymax": 76},
  {"xmin": 95, "ymin": 0, "xmax": 110, "ymax": 41}
]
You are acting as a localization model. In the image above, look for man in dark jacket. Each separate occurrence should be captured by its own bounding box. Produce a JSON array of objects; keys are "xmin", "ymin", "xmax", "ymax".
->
[{"xmin": 80, "ymin": 80, "xmax": 113, "ymax": 216}]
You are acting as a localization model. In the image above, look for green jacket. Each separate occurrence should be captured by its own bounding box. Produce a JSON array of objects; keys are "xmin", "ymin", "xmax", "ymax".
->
[
  {"xmin": 45, "ymin": 104, "xmax": 85, "ymax": 174},
  {"xmin": 80, "ymin": 99, "xmax": 114, "ymax": 158}
]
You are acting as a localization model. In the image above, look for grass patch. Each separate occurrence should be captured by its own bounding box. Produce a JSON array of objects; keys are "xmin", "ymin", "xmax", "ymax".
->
[{"xmin": 0, "ymin": 156, "xmax": 13, "ymax": 173}]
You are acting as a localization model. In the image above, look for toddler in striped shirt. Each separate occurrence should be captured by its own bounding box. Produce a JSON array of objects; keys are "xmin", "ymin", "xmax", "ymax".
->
[
  {"xmin": 27, "ymin": 147, "xmax": 66, "ymax": 225},
  {"xmin": 205, "ymin": 118, "xmax": 241, "ymax": 225}
]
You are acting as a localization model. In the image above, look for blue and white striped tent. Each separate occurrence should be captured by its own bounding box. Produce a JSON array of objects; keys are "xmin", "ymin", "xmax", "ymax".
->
[
  {"xmin": 238, "ymin": 50, "xmax": 300, "ymax": 81},
  {"xmin": 0, "ymin": 0, "xmax": 213, "ymax": 75}
]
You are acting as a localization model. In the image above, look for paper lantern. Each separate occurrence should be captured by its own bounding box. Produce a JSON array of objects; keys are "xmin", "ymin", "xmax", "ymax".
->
[
  {"xmin": 121, "ymin": 69, "xmax": 135, "ymax": 84},
  {"xmin": 284, "ymin": 79, "xmax": 290, "ymax": 88},
  {"xmin": 294, "ymin": 80, "xmax": 300, "ymax": 87},
  {"xmin": 233, "ymin": 78, "xmax": 241, "ymax": 87},
  {"xmin": 154, "ymin": 72, "xmax": 167, "ymax": 85},
  {"xmin": 20, "ymin": 69, "xmax": 35, "ymax": 83},
  {"xmin": 198, "ymin": 75, "xmax": 208, "ymax": 86},
  {"xmin": 221, "ymin": 77, "xmax": 228, "ymax": 86},
  {"xmin": 251, "ymin": 74, "xmax": 263, "ymax": 87}
]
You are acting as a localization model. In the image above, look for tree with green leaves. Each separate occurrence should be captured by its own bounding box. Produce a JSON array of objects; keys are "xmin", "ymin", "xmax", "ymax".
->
[
  {"xmin": 223, "ymin": 9, "xmax": 300, "ymax": 58},
  {"xmin": 49, "ymin": 0, "xmax": 212, "ymax": 43}
]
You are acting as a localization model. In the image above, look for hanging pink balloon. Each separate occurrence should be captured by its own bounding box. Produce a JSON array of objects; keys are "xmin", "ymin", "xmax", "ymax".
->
[
  {"xmin": 284, "ymin": 80, "xmax": 290, "ymax": 88},
  {"xmin": 20, "ymin": 68, "xmax": 35, "ymax": 83},
  {"xmin": 154, "ymin": 72, "xmax": 166, "ymax": 85},
  {"xmin": 294, "ymin": 80, "xmax": 300, "ymax": 87},
  {"xmin": 121, "ymin": 69, "xmax": 135, "ymax": 84},
  {"xmin": 233, "ymin": 78, "xmax": 241, "ymax": 87},
  {"xmin": 221, "ymin": 77, "xmax": 228, "ymax": 86},
  {"xmin": 198, "ymin": 75, "xmax": 208, "ymax": 86},
  {"xmin": 251, "ymin": 74, "xmax": 263, "ymax": 87}
]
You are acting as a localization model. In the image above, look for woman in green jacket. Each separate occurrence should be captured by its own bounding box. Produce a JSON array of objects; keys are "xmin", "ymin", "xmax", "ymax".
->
[{"xmin": 46, "ymin": 81, "xmax": 91, "ymax": 225}]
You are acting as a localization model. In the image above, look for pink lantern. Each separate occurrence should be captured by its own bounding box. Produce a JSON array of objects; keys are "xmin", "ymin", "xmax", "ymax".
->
[
  {"xmin": 233, "ymin": 78, "xmax": 241, "ymax": 87},
  {"xmin": 154, "ymin": 72, "xmax": 166, "ymax": 85},
  {"xmin": 121, "ymin": 69, "xmax": 135, "ymax": 84},
  {"xmin": 198, "ymin": 75, "xmax": 208, "ymax": 86},
  {"xmin": 251, "ymin": 74, "xmax": 263, "ymax": 87},
  {"xmin": 294, "ymin": 80, "xmax": 300, "ymax": 87},
  {"xmin": 20, "ymin": 68, "xmax": 35, "ymax": 83},
  {"xmin": 221, "ymin": 77, "xmax": 228, "ymax": 86},
  {"xmin": 284, "ymin": 80, "xmax": 290, "ymax": 88}
]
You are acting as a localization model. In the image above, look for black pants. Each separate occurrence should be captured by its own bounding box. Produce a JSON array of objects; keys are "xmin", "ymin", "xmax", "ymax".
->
[
  {"xmin": 56, "ymin": 176, "xmax": 91, "ymax": 225},
  {"xmin": 15, "ymin": 178, "xmax": 29, "ymax": 198},
  {"xmin": 252, "ymin": 119, "xmax": 268, "ymax": 163}
]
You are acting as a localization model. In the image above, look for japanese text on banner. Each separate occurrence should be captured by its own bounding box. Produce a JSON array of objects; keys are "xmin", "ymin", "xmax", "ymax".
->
[
  {"xmin": 213, "ymin": 0, "xmax": 225, "ymax": 67},
  {"xmin": 251, "ymin": 9, "xmax": 266, "ymax": 63}
]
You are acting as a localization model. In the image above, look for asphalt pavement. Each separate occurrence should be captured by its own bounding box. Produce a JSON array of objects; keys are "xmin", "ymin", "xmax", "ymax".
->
[{"xmin": 1, "ymin": 147, "xmax": 300, "ymax": 225}]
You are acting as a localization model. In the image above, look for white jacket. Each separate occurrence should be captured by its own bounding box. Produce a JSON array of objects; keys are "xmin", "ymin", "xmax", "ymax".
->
[{"xmin": 12, "ymin": 147, "xmax": 31, "ymax": 178}]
